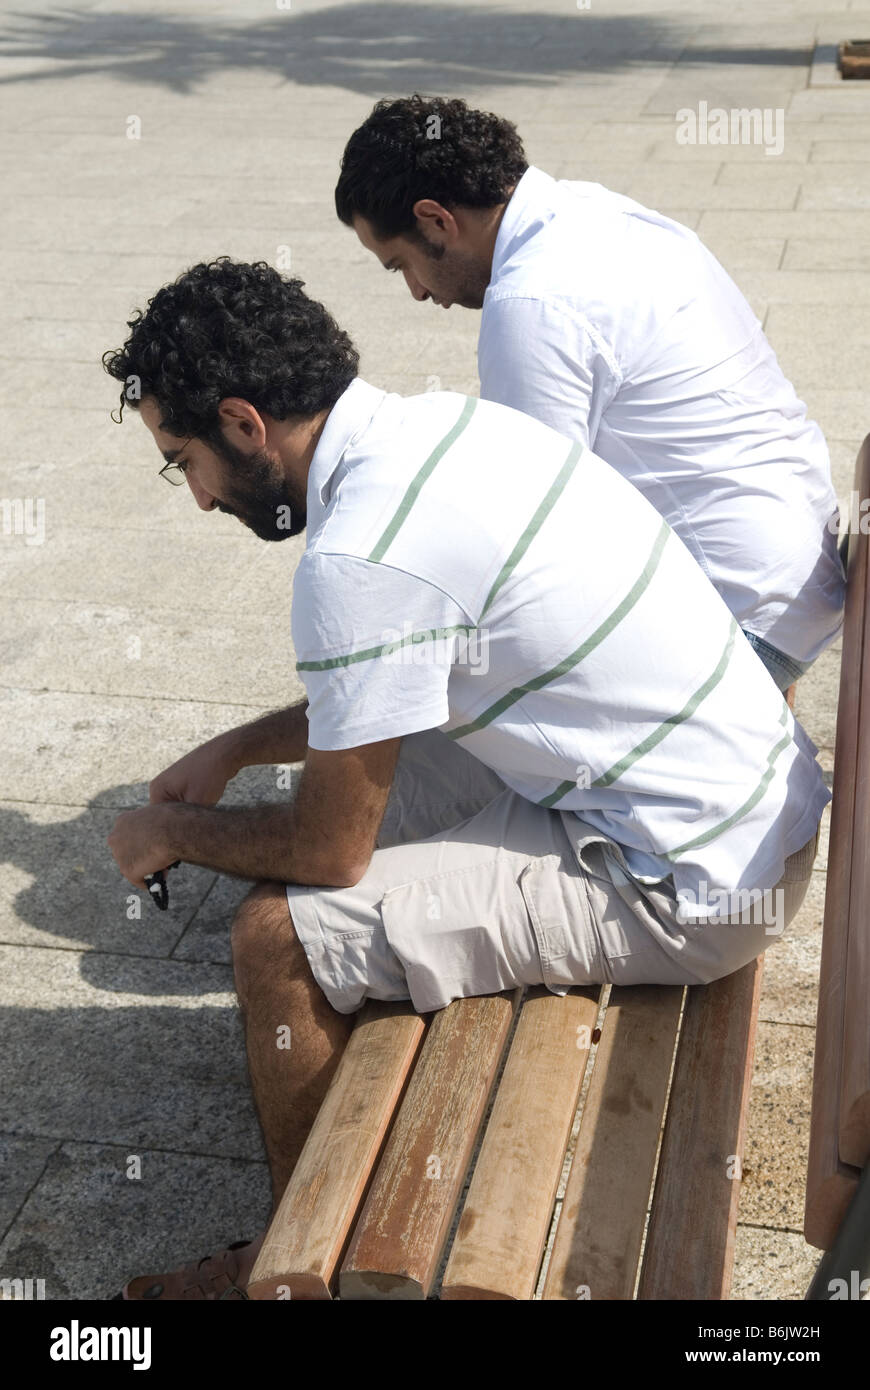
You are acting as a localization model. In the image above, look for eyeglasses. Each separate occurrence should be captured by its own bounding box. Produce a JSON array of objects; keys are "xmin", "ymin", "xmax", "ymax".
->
[{"xmin": 157, "ymin": 438, "xmax": 194, "ymax": 486}]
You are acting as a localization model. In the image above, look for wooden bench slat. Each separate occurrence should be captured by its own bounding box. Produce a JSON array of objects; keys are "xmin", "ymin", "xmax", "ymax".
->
[
  {"xmin": 339, "ymin": 990, "xmax": 522, "ymax": 1300},
  {"xmin": 637, "ymin": 959, "xmax": 763, "ymax": 1299},
  {"xmin": 804, "ymin": 437, "xmax": 870, "ymax": 1245},
  {"xmin": 247, "ymin": 1001, "xmax": 426, "ymax": 1300},
  {"xmin": 542, "ymin": 984, "xmax": 683, "ymax": 1301},
  {"xmin": 840, "ymin": 476, "xmax": 870, "ymax": 1167},
  {"xmin": 440, "ymin": 985, "xmax": 601, "ymax": 1300}
]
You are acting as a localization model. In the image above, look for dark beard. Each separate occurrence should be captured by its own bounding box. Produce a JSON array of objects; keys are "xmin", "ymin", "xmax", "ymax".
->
[
  {"xmin": 212, "ymin": 439, "xmax": 307, "ymax": 541},
  {"xmin": 438, "ymin": 260, "xmax": 489, "ymax": 311},
  {"xmin": 418, "ymin": 234, "xmax": 489, "ymax": 310}
]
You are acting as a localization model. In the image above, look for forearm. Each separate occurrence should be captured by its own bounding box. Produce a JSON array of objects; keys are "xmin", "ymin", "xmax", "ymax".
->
[
  {"xmin": 221, "ymin": 700, "xmax": 310, "ymax": 774},
  {"xmin": 113, "ymin": 737, "xmax": 401, "ymax": 892},
  {"xmin": 160, "ymin": 800, "xmax": 357, "ymax": 887}
]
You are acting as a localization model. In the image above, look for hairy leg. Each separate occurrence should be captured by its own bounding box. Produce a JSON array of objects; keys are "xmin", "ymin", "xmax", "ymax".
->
[{"xmin": 231, "ymin": 880, "xmax": 356, "ymax": 1212}]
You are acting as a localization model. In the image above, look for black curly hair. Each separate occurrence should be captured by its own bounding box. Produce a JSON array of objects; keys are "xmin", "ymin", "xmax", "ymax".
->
[
  {"xmin": 102, "ymin": 258, "xmax": 359, "ymax": 441},
  {"xmin": 335, "ymin": 95, "xmax": 528, "ymax": 241}
]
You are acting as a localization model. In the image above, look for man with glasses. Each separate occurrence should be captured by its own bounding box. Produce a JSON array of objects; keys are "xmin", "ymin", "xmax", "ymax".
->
[
  {"xmin": 336, "ymin": 95, "xmax": 846, "ymax": 694},
  {"xmin": 102, "ymin": 257, "xmax": 826, "ymax": 1299}
]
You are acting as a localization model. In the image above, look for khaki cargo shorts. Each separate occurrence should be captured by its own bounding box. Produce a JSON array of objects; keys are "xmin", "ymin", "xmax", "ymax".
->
[{"xmin": 285, "ymin": 730, "xmax": 819, "ymax": 1015}]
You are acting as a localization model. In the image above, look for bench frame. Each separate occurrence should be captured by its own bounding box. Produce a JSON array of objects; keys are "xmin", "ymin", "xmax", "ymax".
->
[{"xmin": 804, "ymin": 436, "xmax": 870, "ymax": 1296}]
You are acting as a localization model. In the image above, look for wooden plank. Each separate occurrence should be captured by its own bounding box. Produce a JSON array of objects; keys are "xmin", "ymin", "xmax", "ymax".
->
[
  {"xmin": 247, "ymin": 1001, "xmax": 426, "ymax": 1300},
  {"xmin": 542, "ymin": 985, "xmax": 683, "ymax": 1301},
  {"xmin": 804, "ymin": 438, "xmax": 870, "ymax": 1245},
  {"xmin": 840, "ymin": 449, "xmax": 870, "ymax": 1167},
  {"xmin": 441, "ymin": 986, "xmax": 601, "ymax": 1300},
  {"xmin": 637, "ymin": 960, "xmax": 763, "ymax": 1299},
  {"xmin": 339, "ymin": 990, "xmax": 521, "ymax": 1300}
]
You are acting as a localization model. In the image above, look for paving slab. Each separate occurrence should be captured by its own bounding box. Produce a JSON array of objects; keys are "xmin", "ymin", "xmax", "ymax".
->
[
  {"xmin": 793, "ymin": 389, "xmax": 870, "ymax": 443},
  {"xmin": 794, "ymin": 641, "xmax": 843, "ymax": 751},
  {"xmin": 0, "ymin": 598, "xmax": 305, "ymax": 707},
  {"xmin": 698, "ymin": 209, "xmax": 870, "ymax": 239},
  {"xmin": 631, "ymin": 172, "xmax": 801, "ymax": 210},
  {"xmin": 0, "ymin": 688, "xmax": 282, "ymax": 805},
  {"xmin": 0, "ymin": 528, "xmax": 266, "ymax": 610},
  {"xmin": 171, "ymin": 872, "xmax": 262, "ymax": 967},
  {"xmin": 0, "ymin": 944, "xmax": 261, "ymax": 1158},
  {"xmin": 783, "ymin": 237, "xmax": 870, "ymax": 271},
  {"xmin": 698, "ymin": 233, "xmax": 788, "ymax": 272},
  {"xmin": 0, "ymin": 800, "xmax": 215, "ymax": 956},
  {"xmin": 731, "ymin": 1225, "xmax": 823, "ymax": 1300},
  {"xmin": 0, "ymin": 1133, "xmax": 60, "ymax": 1239},
  {"xmin": 765, "ymin": 305, "xmax": 870, "ymax": 389},
  {"xmin": 810, "ymin": 139, "xmax": 870, "ymax": 162},
  {"xmin": 735, "ymin": 269, "xmax": 870, "ymax": 305},
  {"xmin": 759, "ymin": 871, "xmax": 826, "ymax": 1027},
  {"xmin": 740, "ymin": 1021, "xmax": 816, "ymax": 1231},
  {"xmin": 0, "ymin": 319, "xmax": 136, "ymax": 363},
  {"xmin": 0, "ymin": 1142, "xmax": 269, "ymax": 1301}
]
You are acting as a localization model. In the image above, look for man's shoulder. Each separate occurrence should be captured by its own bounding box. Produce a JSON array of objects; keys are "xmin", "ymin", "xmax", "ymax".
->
[{"xmin": 491, "ymin": 174, "xmax": 703, "ymax": 292}]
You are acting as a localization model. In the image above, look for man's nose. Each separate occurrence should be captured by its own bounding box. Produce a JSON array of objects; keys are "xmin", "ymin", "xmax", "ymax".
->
[
  {"xmin": 403, "ymin": 269, "xmax": 430, "ymax": 302},
  {"xmin": 186, "ymin": 474, "xmax": 218, "ymax": 511}
]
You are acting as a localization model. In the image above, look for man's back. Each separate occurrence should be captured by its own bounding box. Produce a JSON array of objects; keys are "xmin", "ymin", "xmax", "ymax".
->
[{"xmin": 479, "ymin": 167, "xmax": 845, "ymax": 666}]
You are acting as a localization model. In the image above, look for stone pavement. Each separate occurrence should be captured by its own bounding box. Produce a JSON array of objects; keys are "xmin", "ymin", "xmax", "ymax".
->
[{"xmin": 1, "ymin": 0, "xmax": 868, "ymax": 1301}]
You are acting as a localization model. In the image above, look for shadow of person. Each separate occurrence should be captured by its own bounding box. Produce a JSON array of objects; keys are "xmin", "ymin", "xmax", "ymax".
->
[
  {"xmin": 0, "ymin": 995, "xmax": 273, "ymax": 1299},
  {"xmin": 0, "ymin": 763, "xmax": 298, "ymax": 995}
]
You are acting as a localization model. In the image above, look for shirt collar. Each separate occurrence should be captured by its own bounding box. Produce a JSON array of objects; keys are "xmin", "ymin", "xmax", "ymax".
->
[
  {"xmin": 490, "ymin": 165, "xmax": 559, "ymax": 280},
  {"xmin": 306, "ymin": 377, "xmax": 387, "ymax": 536}
]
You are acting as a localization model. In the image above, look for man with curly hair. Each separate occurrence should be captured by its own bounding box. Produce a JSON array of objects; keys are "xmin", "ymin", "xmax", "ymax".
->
[
  {"xmin": 102, "ymin": 259, "xmax": 826, "ymax": 1299},
  {"xmin": 336, "ymin": 95, "xmax": 845, "ymax": 695}
]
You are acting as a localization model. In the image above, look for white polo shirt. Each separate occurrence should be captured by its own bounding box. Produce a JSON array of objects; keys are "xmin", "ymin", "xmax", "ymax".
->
[
  {"xmin": 292, "ymin": 379, "xmax": 828, "ymax": 903},
  {"xmin": 478, "ymin": 166, "xmax": 845, "ymax": 665}
]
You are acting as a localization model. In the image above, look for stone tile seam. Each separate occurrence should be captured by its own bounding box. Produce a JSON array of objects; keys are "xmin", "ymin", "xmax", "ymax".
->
[
  {"xmin": 0, "ymin": 939, "xmax": 234, "ymax": 970},
  {"xmin": 0, "ymin": 1134, "xmax": 268, "ymax": 1170},
  {"xmin": 0, "ymin": 1139, "xmax": 62, "ymax": 1248},
  {"xmin": 0, "ymin": 685, "xmax": 277, "ymax": 711}
]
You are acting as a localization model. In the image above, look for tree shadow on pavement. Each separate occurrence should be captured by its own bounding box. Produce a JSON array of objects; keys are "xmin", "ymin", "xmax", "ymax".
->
[{"xmin": 0, "ymin": 4, "xmax": 685, "ymax": 95}]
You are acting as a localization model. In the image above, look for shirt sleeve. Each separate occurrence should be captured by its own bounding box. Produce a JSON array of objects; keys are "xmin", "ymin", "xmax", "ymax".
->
[
  {"xmin": 292, "ymin": 552, "xmax": 475, "ymax": 751},
  {"xmin": 478, "ymin": 293, "xmax": 620, "ymax": 450}
]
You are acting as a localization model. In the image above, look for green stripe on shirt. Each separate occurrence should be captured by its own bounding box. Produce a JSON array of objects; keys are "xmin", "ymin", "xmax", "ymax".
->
[
  {"xmin": 479, "ymin": 440, "xmax": 582, "ymax": 619},
  {"xmin": 368, "ymin": 395, "xmax": 477, "ymax": 563},
  {"xmin": 663, "ymin": 706, "xmax": 792, "ymax": 861},
  {"xmin": 296, "ymin": 624, "xmax": 475, "ymax": 672},
  {"xmin": 448, "ymin": 517, "xmax": 671, "ymax": 742},
  {"xmin": 537, "ymin": 616, "xmax": 740, "ymax": 808}
]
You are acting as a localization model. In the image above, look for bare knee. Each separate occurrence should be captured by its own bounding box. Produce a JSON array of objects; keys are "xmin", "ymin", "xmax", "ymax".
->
[{"xmin": 231, "ymin": 882, "xmax": 306, "ymax": 994}]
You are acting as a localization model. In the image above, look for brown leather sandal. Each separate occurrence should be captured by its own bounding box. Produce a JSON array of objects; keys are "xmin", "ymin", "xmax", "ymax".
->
[{"xmin": 114, "ymin": 1238, "xmax": 255, "ymax": 1300}]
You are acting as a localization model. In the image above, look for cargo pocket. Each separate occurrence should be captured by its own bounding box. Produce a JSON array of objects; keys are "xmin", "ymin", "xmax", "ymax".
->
[
  {"xmin": 518, "ymin": 858, "xmax": 595, "ymax": 991},
  {"xmin": 379, "ymin": 858, "xmax": 554, "ymax": 1014}
]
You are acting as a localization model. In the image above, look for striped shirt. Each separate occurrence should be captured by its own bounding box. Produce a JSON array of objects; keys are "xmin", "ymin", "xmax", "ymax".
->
[{"xmin": 293, "ymin": 379, "xmax": 829, "ymax": 900}]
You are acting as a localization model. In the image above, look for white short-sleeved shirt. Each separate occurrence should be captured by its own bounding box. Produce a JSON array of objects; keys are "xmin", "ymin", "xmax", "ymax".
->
[
  {"xmin": 292, "ymin": 379, "xmax": 829, "ymax": 903},
  {"xmin": 478, "ymin": 167, "xmax": 845, "ymax": 665}
]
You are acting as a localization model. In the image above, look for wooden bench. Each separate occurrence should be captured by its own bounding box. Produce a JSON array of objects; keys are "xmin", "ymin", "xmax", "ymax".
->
[
  {"xmin": 248, "ymin": 964, "xmax": 766, "ymax": 1301},
  {"xmin": 804, "ymin": 436, "xmax": 870, "ymax": 1283},
  {"xmin": 246, "ymin": 617, "xmax": 827, "ymax": 1301}
]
